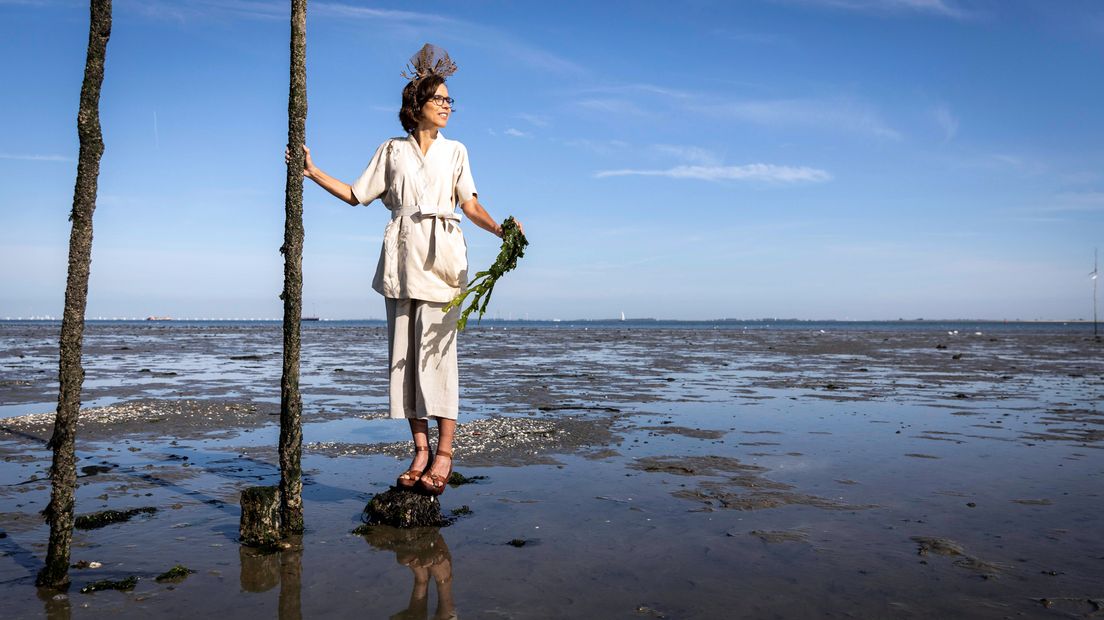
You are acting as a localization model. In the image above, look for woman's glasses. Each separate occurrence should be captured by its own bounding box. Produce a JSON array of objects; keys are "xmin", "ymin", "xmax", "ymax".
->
[{"xmin": 428, "ymin": 95, "xmax": 455, "ymax": 108}]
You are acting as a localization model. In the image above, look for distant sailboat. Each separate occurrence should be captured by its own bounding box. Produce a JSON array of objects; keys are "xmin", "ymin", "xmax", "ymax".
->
[
  {"xmin": 1092, "ymin": 248, "xmax": 1099, "ymax": 339},
  {"xmin": 620, "ymin": 311, "xmax": 626, "ymax": 321}
]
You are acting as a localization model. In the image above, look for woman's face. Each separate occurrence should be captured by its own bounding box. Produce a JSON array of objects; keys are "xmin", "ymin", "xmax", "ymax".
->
[{"xmin": 419, "ymin": 83, "xmax": 451, "ymax": 130}]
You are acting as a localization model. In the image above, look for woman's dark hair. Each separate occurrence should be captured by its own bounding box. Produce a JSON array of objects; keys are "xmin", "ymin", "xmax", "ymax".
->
[{"xmin": 399, "ymin": 74, "xmax": 446, "ymax": 134}]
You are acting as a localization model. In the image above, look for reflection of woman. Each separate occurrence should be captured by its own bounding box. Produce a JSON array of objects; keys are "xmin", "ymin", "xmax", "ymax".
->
[
  {"xmin": 294, "ymin": 44, "xmax": 522, "ymax": 495},
  {"xmin": 361, "ymin": 526, "xmax": 457, "ymax": 620}
]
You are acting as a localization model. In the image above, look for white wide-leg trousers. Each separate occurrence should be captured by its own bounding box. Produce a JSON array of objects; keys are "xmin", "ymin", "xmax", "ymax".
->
[{"xmin": 385, "ymin": 297, "xmax": 459, "ymax": 420}]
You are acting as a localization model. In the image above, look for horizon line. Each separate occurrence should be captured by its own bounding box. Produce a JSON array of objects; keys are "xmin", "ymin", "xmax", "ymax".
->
[{"xmin": 1, "ymin": 317, "xmax": 1097, "ymax": 324}]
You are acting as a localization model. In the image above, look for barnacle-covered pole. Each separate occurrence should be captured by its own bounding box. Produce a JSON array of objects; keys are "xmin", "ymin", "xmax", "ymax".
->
[
  {"xmin": 278, "ymin": 0, "xmax": 308, "ymax": 536},
  {"xmin": 38, "ymin": 0, "xmax": 112, "ymax": 589}
]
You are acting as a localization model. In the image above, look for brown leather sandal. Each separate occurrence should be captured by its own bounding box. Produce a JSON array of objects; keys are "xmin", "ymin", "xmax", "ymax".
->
[
  {"xmin": 419, "ymin": 448, "xmax": 453, "ymax": 496},
  {"xmin": 397, "ymin": 445, "xmax": 430, "ymax": 488}
]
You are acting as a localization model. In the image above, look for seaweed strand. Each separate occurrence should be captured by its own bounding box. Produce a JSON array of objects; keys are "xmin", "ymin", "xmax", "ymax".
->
[{"xmin": 445, "ymin": 217, "xmax": 528, "ymax": 330}]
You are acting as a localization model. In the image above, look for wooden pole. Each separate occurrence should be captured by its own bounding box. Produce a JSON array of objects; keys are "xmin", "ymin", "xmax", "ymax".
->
[
  {"xmin": 37, "ymin": 0, "xmax": 112, "ymax": 588},
  {"xmin": 278, "ymin": 0, "xmax": 308, "ymax": 536}
]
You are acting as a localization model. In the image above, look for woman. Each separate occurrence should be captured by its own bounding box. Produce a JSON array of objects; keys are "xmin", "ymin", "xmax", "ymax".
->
[{"xmin": 293, "ymin": 44, "xmax": 521, "ymax": 495}]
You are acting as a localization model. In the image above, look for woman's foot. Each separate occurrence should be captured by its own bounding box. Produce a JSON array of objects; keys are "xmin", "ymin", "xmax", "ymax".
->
[
  {"xmin": 397, "ymin": 445, "xmax": 431, "ymax": 488},
  {"xmin": 419, "ymin": 448, "xmax": 453, "ymax": 495}
]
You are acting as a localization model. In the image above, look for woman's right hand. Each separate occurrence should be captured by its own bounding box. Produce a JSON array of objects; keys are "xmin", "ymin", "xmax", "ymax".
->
[
  {"xmin": 288, "ymin": 145, "xmax": 359, "ymax": 206},
  {"xmin": 285, "ymin": 144, "xmax": 316, "ymax": 179}
]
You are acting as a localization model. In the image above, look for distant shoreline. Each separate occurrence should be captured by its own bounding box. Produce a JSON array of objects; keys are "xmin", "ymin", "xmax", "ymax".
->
[{"xmin": 0, "ymin": 317, "xmax": 1098, "ymax": 331}]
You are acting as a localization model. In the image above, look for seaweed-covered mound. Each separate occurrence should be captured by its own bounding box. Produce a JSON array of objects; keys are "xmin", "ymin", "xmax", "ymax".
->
[{"xmin": 361, "ymin": 487, "xmax": 446, "ymax": 528}]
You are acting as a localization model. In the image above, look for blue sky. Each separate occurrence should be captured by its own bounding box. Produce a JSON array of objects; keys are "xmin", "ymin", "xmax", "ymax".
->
[{"xmin": 1, "ymin": 0, "xmax": 1102, "ymax": 320}]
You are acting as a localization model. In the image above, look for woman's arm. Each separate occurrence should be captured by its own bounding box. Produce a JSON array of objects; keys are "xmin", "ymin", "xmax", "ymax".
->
[
  {"xmin": 460, "ymin": 197, "xmax": 500, "ymax": 237},
  {"xmin": 460, "ymin": 197, "xmax": 525, "ymax": 238},
  {"xmin": 288, "ymin": 145, "xmax": 359, "ymax": 206}
]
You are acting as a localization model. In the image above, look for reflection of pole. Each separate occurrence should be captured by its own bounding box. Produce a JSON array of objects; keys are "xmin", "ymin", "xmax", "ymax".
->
[
  {"xmin": 278, "ymin": 535, "xmax": 303, "ymax": 620},
  {"xmin": 237, "ymin": 533, "xmax": 302, "ymax": 620}
]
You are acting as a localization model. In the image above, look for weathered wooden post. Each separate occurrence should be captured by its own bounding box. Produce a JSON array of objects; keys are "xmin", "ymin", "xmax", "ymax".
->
[
  {"xmin": 239, "ymin": 485, "xmax": 282, "ymax": 547},
  {"xmin": 239, "ymin": 0, "xmax": 307, "ymax": 545},
  {"xmin": 37, "ymin": 0, "xmax": 112, "ymax": 589},
  {"xmin": 278, "ymin": 0, "xmax": 308, "ymax": 539}
]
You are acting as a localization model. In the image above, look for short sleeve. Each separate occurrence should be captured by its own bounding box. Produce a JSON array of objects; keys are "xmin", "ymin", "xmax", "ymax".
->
[
  {"xmin": 454, "ymin": 143, "xmax": 477, "ymax": 205},
  {"xmin": 350, "ymin": 141, "xmax": 390, "ymax": 206}
]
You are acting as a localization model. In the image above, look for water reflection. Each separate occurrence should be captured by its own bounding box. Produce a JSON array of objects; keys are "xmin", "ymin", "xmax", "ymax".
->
[
  {"xmin": 38, "ymin": 582, "xmax": 71, "ymax": 620},
  {"xmin": 239, "ymin": 534, "xmax": 303, "ymax": 620},
  {"xmin": 360, "ymin": 526, "xmax": 457, "ymax": 620}
]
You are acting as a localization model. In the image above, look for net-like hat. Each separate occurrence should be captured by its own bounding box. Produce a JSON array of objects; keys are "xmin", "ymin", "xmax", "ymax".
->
[{"xmin": 401, "ymin": 43, "xmax": 458, "ymax": 82}]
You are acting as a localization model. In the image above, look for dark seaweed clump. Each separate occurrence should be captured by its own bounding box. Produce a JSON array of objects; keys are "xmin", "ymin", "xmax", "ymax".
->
[
  {"xmin": 362, "ymin": 487, "xmax": 447, "ymax": 528},
  {"xmin": 80, "ymin": 576, "xmax": 138, "ymax": 593},
  {"xmin": 75, "ymin": 507, "xmax": 157, "ymax": 530},
  {"xmin": 447, "ymin": 472, "xmax": 487, "ymax": 486},
  {"xmin": 155, "ymin": 565, "xmax": 196, "ymax": 582}
]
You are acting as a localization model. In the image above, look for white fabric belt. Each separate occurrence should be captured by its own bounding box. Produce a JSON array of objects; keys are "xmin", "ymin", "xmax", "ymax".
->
[{"xmin": 391, "ymin": 204, "xmax": 462, "ymax": 222}]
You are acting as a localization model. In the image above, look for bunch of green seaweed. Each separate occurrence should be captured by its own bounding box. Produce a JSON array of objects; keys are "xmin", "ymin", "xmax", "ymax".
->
[{"xmin": 445, "ymin": 216, "xmax": 528, "ymax": 330}]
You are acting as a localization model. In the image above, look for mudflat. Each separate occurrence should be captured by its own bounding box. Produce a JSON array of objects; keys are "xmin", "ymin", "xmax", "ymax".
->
[{"xmin": 1, "ymin": 321, "xmax": 1101, "ymax": 618}]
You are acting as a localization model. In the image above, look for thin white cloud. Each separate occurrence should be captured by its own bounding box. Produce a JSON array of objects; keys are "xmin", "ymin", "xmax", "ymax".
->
[
  {"xmin": 564, "ymin": 139, "xmax": 721, "ymax": 166},
  {"xmin": 515, "ymin": 113, "xmax": 550, "ymax": 127},
  {"xmin": 991, "ymin": 154, "xmax": 1025, "ymax": 167},
  {"xmin": 560, "ymin": 138, "xmax": 631, "ymax": 156},
  {"xmin": 575, "ymin": 98, "xmax": 648, "ymax": 116},
  {"xmin": 311, "ymin": 2, "xmax": 452, "ymax": 23},
  {"xmin": 973, "ymin": 152, "xmax": 1047, "ymax": 176},
  {"xmin": 595, "ymin": 164, "xmax": 832, "ymax": 183},
  {"xmin": 785, "ymin": 0, "xmax": 972, "ymax": 19},
  {"xmin": 931, "ymin": 103, "xmax": 958, "ymax": 142},
  {"xmin": 566, "ymin": 86, "xmax": 679, "ymax": 120},
  {"xmin": 711, "ymin": 97, "xmax": 901, "ymax": 139},
  {"xmin": 945, "ymin": 151, "xmax": 1049, "ymax": 177},
  {"xmin": 123, "ymin": 0, "xmax": 458, "ymax": 22},
  {"xmin": 0, "ymin": 153, "xmax": 72, "ymax": 162},
  {"xmin": 317, "ymin": 2, "xmax": 584, "ymax": 76},
  {"xmin": 606, "ymin": 83, "xmax": 692, "ymax": 99},
  {"xmin": 125, "ymin": 0, "xmax": 448, "ymax": 23},
  {"xmin": 503, "ymin": 128, "xmax": 530, "ymax": 138},
  {"xmin": 119, "ymin": 0, "xmax": 284, "ymax": 22},
  {"xmin": 651, "ymin": 144, "xmax": 720, "ymax": 166},
  {"xmin": 575, "ymin": 82, "xmax": 693, "ymax": 100},
  {"xmin": 112, "ymin": 1, "xmax": 582, "ymax": 75},
  {"xmin": 574, "ymin": 84, "xmax": 900, "ymax": 141},
  {"xmin": 492, "ymin": 44, "xmax": 584, "ymax": 76}
]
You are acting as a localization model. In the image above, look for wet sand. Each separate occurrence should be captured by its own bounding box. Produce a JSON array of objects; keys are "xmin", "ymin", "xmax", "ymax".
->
[{"xmin": 1, "ymin": 322, "xmax": 1102, "ymax": 618}]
